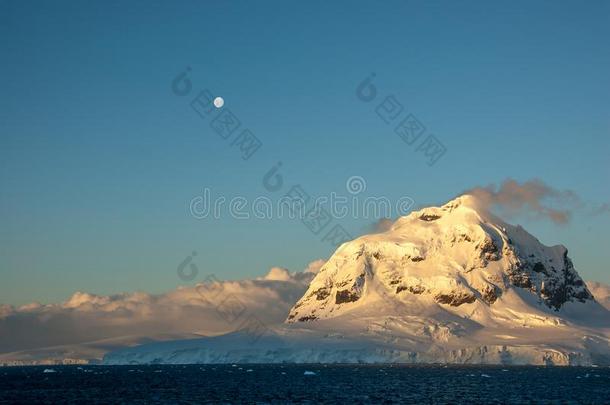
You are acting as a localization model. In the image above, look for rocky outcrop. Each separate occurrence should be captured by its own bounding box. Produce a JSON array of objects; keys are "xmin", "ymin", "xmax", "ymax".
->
[
  {"xmin": 434, "ymin": 291, "xmax": 477, "ymax": 306},
  {"xmin": 335, "ymin": 289, "xmax": 360, "ymax": 304}
]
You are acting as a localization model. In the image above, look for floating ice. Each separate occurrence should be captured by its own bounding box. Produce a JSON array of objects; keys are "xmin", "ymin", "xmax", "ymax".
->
[
  {"xmin": 43, "ymin": 369, "xmax": 56, "ymax": 373},
  {"xmin": 304, "ymin": 371, "xmax": 316, "ymax": 376}
]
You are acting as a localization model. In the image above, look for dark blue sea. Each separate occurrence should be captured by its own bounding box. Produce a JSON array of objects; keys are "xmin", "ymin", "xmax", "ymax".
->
[{"xmin": 1, "ymin": 364, "xmax": 609, "ymax": 404}]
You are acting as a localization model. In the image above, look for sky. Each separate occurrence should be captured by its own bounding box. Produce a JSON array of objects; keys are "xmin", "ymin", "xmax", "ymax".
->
[{"xmin": 1, "ymin": 0, "xmax": 609, "ymax": 306}]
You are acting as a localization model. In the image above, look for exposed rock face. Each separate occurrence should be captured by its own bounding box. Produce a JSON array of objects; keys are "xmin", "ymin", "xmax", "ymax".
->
[
  {"xmin": 481, "ymin": 284, "xmax": 500, "ymax": 304},
  {"xmin": 434, "ymin": 291, "xmax": 477, "ymax": 306},
  {"xmin": 506, "ymin": 245, "xmax": 592, "ymax": 310},
  {"xmin": 286, "ymin": 195, "xmax": 594, "ymax": 323},
  {"xmin": 335, "ymin": 289, "xmax": 360, "ymax": 304}
]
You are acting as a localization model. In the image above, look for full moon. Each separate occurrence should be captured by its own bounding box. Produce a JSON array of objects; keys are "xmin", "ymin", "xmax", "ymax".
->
[{"xmin": 213, "ymin": 97, "xmax": 224, "ymax": 108}]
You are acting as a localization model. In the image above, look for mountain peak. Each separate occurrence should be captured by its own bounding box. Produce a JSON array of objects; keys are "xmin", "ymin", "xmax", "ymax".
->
[
  {"xmin": 443, "ymin": 194, "xmax": 480, "ymax": 209},
  {"xmin": 388, "ymin": 194, "xmax": 492, "ymax": 235}
]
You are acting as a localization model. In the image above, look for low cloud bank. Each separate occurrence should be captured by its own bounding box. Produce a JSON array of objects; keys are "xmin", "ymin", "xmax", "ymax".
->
[{"xmin": 0, "ymin": 261, "xmax": 324, "ymax": 357}]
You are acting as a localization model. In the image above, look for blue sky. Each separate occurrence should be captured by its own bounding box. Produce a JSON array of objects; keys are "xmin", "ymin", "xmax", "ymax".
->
[{"xmin": 1, "ymin": 0, "xmax": 609, "ymax": 305}]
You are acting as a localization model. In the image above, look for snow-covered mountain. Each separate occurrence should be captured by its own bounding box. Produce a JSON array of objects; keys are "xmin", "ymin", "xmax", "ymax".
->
[
  {"xmin": 104, "ymin": 195, "xmax": 610, "ymax": 366},
  {"xmin": 288, "ymin": 195, "xmax": 593, "ymax": 322}
]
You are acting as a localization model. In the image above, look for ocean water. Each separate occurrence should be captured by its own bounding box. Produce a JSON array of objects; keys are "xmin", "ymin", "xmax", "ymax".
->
[{"xmin": 1, "ymin": 364, "xmax": 609, "ymax": 404}]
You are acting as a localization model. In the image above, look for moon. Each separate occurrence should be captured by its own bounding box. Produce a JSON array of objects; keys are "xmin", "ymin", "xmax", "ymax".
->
[{"xmin": 213, "ymin": 97, "xmax": 224, "ymax": 108}]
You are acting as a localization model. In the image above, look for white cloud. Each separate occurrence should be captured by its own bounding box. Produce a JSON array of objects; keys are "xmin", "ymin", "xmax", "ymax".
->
[
  {"xmin": 0, "ymin": 263, "xmax": 320, "ymax": 359},
  {"xmin": 304, "ymin": 259, "xmax": 326, "ymax": 274},
  {"xmin": 261, "ymin": 267, "xmax": 293, "ymax": 281}
]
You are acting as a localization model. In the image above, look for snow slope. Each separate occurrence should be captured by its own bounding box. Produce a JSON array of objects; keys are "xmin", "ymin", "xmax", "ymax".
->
[{"xmin": 104, "ymin": 195, "xmax": 610, "ymax": 366}]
